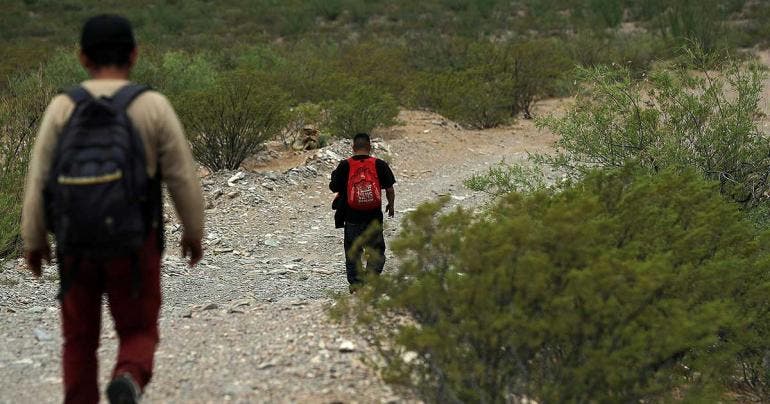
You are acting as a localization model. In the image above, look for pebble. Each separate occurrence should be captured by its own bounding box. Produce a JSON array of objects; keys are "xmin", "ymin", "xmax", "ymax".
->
[
  {"xmin": 264, "ymin": 239, "xmax": 281, "ymax": 247},
  {"xmin": 339, "ymin": 340, "xmax": 356, "ymax": 353},
  {"xmin": 227, "ymin": 172, "xmax": 245, "ymax": 186},
  {"xmin": 33, "ymin": 328, "xmax": 52, "ymax": 342}
]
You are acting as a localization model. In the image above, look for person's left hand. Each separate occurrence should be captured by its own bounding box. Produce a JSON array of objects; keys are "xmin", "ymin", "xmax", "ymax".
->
[
  {"xmin": 181, "ymin": 236, "xmax": 204, "ymax": 267},
  {"xmin": 386, "ymin": 203, "xmax": 395, "ymax": 218},
  {"xmin": 25, "ymin": 245, "xmax": 52, "ymax": 278}
]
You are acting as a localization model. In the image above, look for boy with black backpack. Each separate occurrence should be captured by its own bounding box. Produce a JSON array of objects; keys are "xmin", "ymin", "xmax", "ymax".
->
[
  {"xmin": 21, "ymin": 15, "xmax": 204, "ymax": 404},
  {"xmin": 329, "ymin": 133, "xmax": 396, "ymax": 290}
]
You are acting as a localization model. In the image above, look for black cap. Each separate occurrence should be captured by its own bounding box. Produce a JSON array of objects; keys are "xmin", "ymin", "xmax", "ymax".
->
[{"xmin": 80, "ymin": 14, "xmax": 136, "ymax": 51}]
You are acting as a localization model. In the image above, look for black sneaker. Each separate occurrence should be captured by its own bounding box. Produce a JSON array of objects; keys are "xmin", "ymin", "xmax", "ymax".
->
[{"xmin": 106, "ymin": 373, "xmax": 141, "ymax": 404}]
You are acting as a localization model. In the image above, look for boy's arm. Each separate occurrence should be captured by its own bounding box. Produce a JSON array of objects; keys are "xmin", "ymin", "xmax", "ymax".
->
[
  {"xmin": 154, "ymin": 94, "xmax": 204, "ymax": 266},
  {"xmin": 22, "ymin": 95, "xmax": 72, "ymax": 275},
  {"xmin": 329, "ymin": 161, "xmax": 346, "ymax": 193},
  {"xmin": 385, "ymin": 187, "xmax": 395, "ymax": 217}
]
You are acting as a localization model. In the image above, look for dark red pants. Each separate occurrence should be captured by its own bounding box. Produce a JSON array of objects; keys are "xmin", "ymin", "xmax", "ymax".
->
[{"xmin": 59, "ymin": 233, "xmax": 162, "ymax": 404}]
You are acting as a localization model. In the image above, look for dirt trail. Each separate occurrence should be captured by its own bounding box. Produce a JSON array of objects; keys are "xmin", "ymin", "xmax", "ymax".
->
[{"xmin": 0, "ymin": 101, "xmax": 562, "ymax": 403}]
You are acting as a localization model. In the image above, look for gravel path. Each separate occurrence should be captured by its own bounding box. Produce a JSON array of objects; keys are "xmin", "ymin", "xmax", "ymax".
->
[{"xmin": 0, "ymin": 109, "xmax": 559, "ymax": 403}]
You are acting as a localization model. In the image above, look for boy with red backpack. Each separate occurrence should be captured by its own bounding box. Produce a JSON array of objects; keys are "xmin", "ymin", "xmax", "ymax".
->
[
  {"xmin": 21, "ymin": 15, "xmax": 204, "ymax": 404},
  {"xmin": 329, "ymin": 133, "xmax": 396, "ymax": 289}
]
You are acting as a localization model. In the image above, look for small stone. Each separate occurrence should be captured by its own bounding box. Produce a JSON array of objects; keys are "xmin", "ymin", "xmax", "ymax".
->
[
  {"xmin": 29, "ymin": 306, "xmax": 45, "ymax": 314},
  {"xmin": 339, "ymin": 340, "xmax": 356, "ymax": 353},
  {"xmin": 402, "ymin": 351, "xmax": 419, "ymax": 364},
  {"xmin": 261, "ymin": 182, "xmax": 274, "ymax": 191},
  {"xmin": 257, "ymin": 360, "xmax": 277, "ymax": 370},
  {"xmin": 227, "ymin": 191, "xmax": 240, "ymax": 199},
  {"xmin": 264, "ymin": 239, "xmax": 280, "ymax": 247},
  {"xmin": 227, "ymin": 172, "xmax": 245, "ymax": 186},
  {"xmin": 34, "ymin": 328, "xmax": 52, "ymax": 342},
  {"xmin": 203, "ymin": 303, "xmax": 219, "ymax": 311}
]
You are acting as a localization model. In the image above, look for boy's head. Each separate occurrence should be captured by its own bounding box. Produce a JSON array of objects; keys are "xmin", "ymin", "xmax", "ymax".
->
[
  {"xmin": 352, "ymin": 133, "xmax": 372, "ymax": 154},
  {"xmin": 80, "ymin": 14, "xmax": 137, "ymax": 71}
]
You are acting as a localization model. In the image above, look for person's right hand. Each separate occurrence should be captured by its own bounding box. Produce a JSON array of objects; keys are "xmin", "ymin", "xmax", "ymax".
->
[
  {"xmin": 181, "ymin": 236, "xmax": 203, "ymax": 267},
  {"xmin": 25, "ymin": 246, "xmax": 51, "ymax": 278}
]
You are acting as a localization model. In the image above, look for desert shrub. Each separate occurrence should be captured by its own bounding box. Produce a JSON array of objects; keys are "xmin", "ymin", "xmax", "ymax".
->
[
  {"xmin": 271, "ymin": 57, "xmax": 354, "ymax": 105},
  {"xmin": 465, "ymin": 162, "xmax": 546, "ymax": 196},
  {"xmin": 336, "ymin": 41, "xmax": 413, "ymax": 100},
  {"xmin": 411, "ymin": 39, "xmax": 571, "ymax": 127},
  {"xmin": 414, "ymin": 69, "xmax": 511, "ymax": 129},
  {"xmin": 640, "ymin": 0, "xmax": 746, "ymax": 53},
  {"xmin": 535, "ymin": 54, "xmax": 769, "ymax": 209},
  {"xmin": 180, "ymin": 73, "xmax": 290, "ymax": 171},
  {"xmin": 133, "ymin": 50, "xmax": 219, "ymax": 101},
  {"xmin": 565, "ymin": 31, "xmax": 672, "ymax": 75},
  {"xmin": 335, "ymin": 166, "xmax": 770, "ymax": 403},
  {"xmin": 585, "ymin": 0, "xmax": 624, "ymax": 28},
  {"xmin": 323, "ymin": 85, "xmax": 399, "ymax": 138},
  {"xmin": 503, "ymin": 39, "xmax": 572, "ymax": 119}
]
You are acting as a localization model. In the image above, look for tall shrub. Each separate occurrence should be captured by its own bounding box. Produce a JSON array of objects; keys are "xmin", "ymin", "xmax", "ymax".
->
[
  {"xmin": 536, "ymin": 56, "xmax": 769, "ymax": 207},
  {"xmin": 181, "ymin": 74, "xmax": 290, "ymax": 171},
  {"xmin": 324, "ymin": 84, "xmax": 399, "ymax": 138},
  {"xmin": 336, "ymin": 166, "xmax": 770, "ymax": 403}
]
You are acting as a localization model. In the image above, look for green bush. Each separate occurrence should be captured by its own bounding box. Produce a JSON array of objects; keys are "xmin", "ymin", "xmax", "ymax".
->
[
  {"xmin": 336, "ymin": 41, "xmax": 413, "ymax": 100},
  {"xmin": 535, "ymin": 55, "xmax": 770, "ymax": 209},
  {"xmin": 643, "ymin": 0, "xmax": 746, "ymax": 53},
  {"xmin": 465, "ymin": 162, "xmax": 546, "ymax": 196},
  {"xmin": 180, "ymin": 73, "xmax": 290, "ymax": 171},
  {"xmin": 335, "ymin": 166, "xmax": 770, "ymax": 402},
  {"xmin": 504, "ymin": 39, "xmax": 572, "ymax": 119},
  {"xmin": 323, "ymin": 85, "xmax": 399, "ymax": 138},
  {"xmin": 133, "ymin": 50, "xmax": 219, "ymax": 101},
  {"xmin": 415, "ymin": 69, "xmax": 511, "ymax": 129},
  {"xmin": 410, "ymin": 39, "xmax": 571, "ymax": 127}
]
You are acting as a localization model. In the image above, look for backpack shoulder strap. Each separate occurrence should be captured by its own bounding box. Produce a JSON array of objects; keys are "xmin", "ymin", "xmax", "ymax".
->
[
  {"xmin": 65, "ymin": 86, "xmax": 93, "ymax": 105},
  {"xmin": 111, "ymin": 84, "xmax": 150, "ymax": 111}
]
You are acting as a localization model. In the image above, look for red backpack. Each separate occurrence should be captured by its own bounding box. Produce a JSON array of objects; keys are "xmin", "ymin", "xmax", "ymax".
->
[{"xmin": 346, "ymin": 157, "xmax": 382, "ymax": 211}]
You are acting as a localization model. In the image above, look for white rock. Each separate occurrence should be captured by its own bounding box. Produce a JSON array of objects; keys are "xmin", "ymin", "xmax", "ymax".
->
[
  {"xmin": 34, "ymin": 328, "xmax": 52, "ymax": 342},
  {"xmin": 324, "ymin": 150, "xmax": 342, "ymax": 161},
  {"xmin": 402, "ymin": 351, "xmax": 419, "ymax": 364},
  {"xmin": 339, "ymin": 340, "xmax": 356, "ymax": 353},
  {"xmin": 264, "ymin": 239, "xmax": 280, "ymax": 247},
  {"xmin": 227, "ymin": 172, "xmax": 245, "ymax": 186}
]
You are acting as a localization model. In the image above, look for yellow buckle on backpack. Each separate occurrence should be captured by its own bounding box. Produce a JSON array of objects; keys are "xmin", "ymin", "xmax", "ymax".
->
[{"xmin": 58, "ymin": 170, "xmax": 123, "ymax": 185}]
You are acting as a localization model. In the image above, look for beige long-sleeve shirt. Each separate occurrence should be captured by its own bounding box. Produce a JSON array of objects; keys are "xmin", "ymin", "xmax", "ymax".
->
[{"xmin": 22, "ymin": 79, "xmax": 204, "ymax": 252}]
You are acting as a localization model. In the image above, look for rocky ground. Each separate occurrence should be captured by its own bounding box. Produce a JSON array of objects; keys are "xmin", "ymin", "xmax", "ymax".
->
[{"xmin": 0, "ymin": 107, "xmax": 561, "ymax": 404}]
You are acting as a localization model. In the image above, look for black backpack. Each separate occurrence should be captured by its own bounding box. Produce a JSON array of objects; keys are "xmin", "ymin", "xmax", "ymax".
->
[{"xmin": 44, "ymin": 84, "xmax": 153, "ymax": 258}]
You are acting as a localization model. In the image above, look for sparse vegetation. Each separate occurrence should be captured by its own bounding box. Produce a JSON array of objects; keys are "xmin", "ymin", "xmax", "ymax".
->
[
  {"xmin": 337, "ymin": 166, "xmax": 770, "ymax": 402},
  {"xmin": 4, "ymin": 1, "xmax": 770, "ymax": 399}
]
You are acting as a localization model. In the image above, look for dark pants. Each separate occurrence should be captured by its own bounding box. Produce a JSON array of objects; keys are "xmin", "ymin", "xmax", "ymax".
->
[
  {"xmin": 59, "ymin": 233, "xmax": 162, "ymax": 404},
  {"xmin": 344, "ymin": 221, "xmax": 386, "ymax": 285}
]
